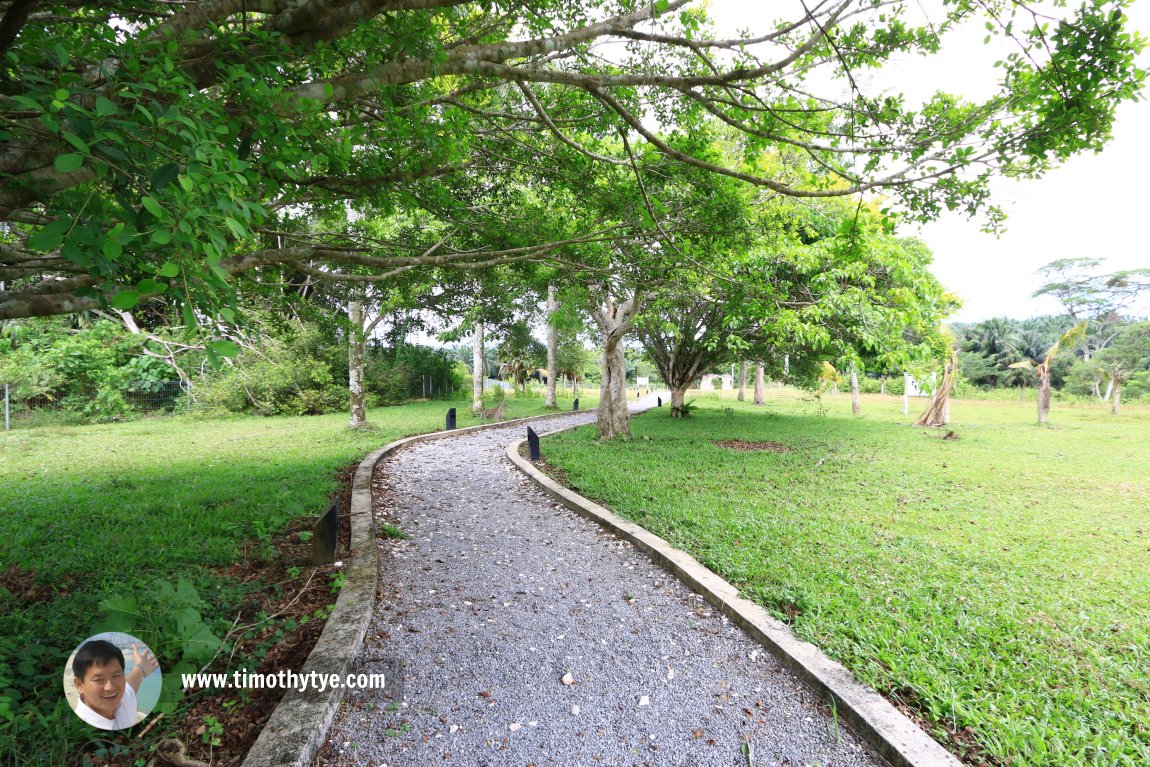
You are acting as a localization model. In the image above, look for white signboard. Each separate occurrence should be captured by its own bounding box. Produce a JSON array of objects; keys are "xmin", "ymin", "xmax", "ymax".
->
[{"xmin": 636, "ymin": 377, "xmax": 650, "ymax": 386}]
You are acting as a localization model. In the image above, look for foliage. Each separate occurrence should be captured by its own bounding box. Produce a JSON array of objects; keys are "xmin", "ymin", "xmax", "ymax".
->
[
  {"xmin": 495, "ymin": 322, "xmax": 546, "ymax": 392},
  {"xmin": 0, "ymin": 0, "xmax": 1143, "ymax": 324},
  {"xmin": 1093, "ymin": 321, "xmax": 1150, "ymax": 385},
  {"xmin": 543, "ymin": 393, "xmax": 1150, "ymax": 767},
  {"xmin": 953, "ymin": 315, "xmax": 1077, "ymax": 389},
  {"xmin": 0, "ymin": 317, "xmax": 181, "ymax": 421},
  {"xmin": 640, "ymin": 196, "xmax": 957, "ymax": 400},
  {"xmin": 194, "ymin": 325, "xmax": 343, "ymax": 416},
  {"xmin": 365, "ymin": 343, "xmax": 461, "ymax": 405},
  {"xmin": 94, "ymin": 578, "xmax": 223, "ymax": 713}
]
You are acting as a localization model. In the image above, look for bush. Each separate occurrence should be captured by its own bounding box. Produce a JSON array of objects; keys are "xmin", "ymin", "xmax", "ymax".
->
[
  {"xmin": 369, "ymin": 363, "xmax": 415, "ymax": 406},
  {"xmin": 194, "ymin": 331, "xmax": 343, "ymax": 416},
  {"xmin": 365, "ymin": 344, "xmax": 460, "ymax": 402},
  {"xmin": 1117, "ymin": 371, "xmax": 1147, "ymax": 400},
  {"xmin": 0, "ymin": 318, "xmax": 175, "ymax": 422}
]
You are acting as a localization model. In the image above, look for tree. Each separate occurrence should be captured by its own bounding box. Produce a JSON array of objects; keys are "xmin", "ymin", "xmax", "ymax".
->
[
  {"xmin": 1, "ymin": 0, "xmax": 1143, "ymax": 323},
  {"xmin": 1094, "ymin": 322, "xmax": 1150, "ymax": 414},
  {"xmin": 545, "ymin": 285, "xmax": 559, "ymax": 408},
  {"xmin": 1034, "ymin": 258, "xmax": 1150, "ymax": 397},
  {"xmin": 1010, "ymin": 324, "xmax": 1086, "ymax": 424},
  {"xmin": 639, "ymin": 213, "xmax": 956, "ymax": 417},
  {"xmin": 555, "ymin": 329, "xmax": 594, "ymax": 395},
  {"xmin": 914, "ymin": 345, "xmax": 958, "ymax": 427},
  {"xmin": 591, "ymin": 287, "xmax": 641, "ymax": 437},
  {"xmin": 496, "ymin": 321, "xmax": 545, "ymax": 393}
]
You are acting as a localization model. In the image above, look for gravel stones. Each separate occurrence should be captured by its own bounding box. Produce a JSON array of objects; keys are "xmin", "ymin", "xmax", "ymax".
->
[{"xmin": 316, "ymin": 405, "xmax": 883, "ymax": 767}]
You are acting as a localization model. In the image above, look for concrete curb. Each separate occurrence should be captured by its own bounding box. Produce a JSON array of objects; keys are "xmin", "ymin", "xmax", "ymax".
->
[
  {"xmin": 505, "ymin": 425, "xmax": 962, "ymax": 767},
  {"xmin": 241, "ymin": 407, "xmax": 597, "ymax": 767}
]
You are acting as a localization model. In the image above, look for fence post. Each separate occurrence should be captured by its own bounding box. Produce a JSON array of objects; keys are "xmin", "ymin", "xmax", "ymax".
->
[{"xmin": 4, "ymin": 383, "xmax": 8, "ymax": 431}]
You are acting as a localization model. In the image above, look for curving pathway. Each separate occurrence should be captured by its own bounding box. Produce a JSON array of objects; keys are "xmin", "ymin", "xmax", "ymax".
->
[{"xmin": 315, "ymin": 398, "xmax": 884, "ymax": 767}]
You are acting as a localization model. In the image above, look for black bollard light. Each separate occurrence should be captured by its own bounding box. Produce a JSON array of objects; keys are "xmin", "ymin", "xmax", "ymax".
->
[
  {"xmin": 527, "ymin": 426, "xmax": 541, "ymax": 461},
  {"xmin": 446, "ymin": 407, "xmax": 457, "ymax": 430},
  {"xmin": 573, "ymin": 398, "xmax": 579, "ymax": 411},
  {"xmin": 658, "ymin": 396, "xmax": 662, "ymax": 407}
]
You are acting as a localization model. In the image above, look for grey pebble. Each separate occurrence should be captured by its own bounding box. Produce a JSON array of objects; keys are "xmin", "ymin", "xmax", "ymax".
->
[{"xmin": 316, "ymin": 398, "xmax": 884, "ymax": 767}]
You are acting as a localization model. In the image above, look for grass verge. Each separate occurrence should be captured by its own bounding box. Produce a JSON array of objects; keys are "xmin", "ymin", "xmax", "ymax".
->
[
  {"xmin": 0, "ymin": 392, "xmax": 595, "ymax": 766},
  {"xmin": 541, "ymin": 390, "xmax": 1150, "ymax": 767}
]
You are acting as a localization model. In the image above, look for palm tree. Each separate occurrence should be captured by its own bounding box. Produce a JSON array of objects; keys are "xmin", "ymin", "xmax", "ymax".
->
[{"xmin": 1009, "ymin": 324, "xmax": 1086, "ymax": 424}]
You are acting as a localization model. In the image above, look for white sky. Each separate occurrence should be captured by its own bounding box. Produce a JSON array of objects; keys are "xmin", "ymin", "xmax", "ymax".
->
[{"xmin": 709, "ymin": 0, "xmax": 1150, "ymax": 322}]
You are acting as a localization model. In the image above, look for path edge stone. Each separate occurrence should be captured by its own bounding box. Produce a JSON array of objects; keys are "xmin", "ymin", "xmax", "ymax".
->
[
  {"xmin": 241, "ymin": 408, "xmax": 597, "ymax": 767},
  {"xmin": 505, "ymin": 430, "xmax": 963, "ymax": 767}
]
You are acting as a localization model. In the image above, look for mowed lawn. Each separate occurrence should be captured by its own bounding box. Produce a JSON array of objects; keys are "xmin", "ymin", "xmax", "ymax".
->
[
  {"xmin": 542, "ymin": 390, "xmax": 1150, "ymax": 767},
  {"xmin": 0, "ymin": 392, "xmax": 592, "ymax": 765}
]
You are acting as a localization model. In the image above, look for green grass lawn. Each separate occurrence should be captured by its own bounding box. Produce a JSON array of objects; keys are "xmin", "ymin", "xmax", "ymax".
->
[
  {"xmin": 0, "ymin": 391, "xmax": 594, "ymax": 766},
  {"xmin": 542, "ymin": 389, "xmax": 1150, "ymax": 767}
]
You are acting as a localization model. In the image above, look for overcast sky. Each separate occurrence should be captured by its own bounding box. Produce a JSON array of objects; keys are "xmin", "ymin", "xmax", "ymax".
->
[{"xmin": 709, "ymin": 0, "xmax": 1150, "ymax": 323}]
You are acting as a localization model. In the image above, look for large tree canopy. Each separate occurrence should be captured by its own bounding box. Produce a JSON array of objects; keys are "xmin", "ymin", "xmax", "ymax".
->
[{"xmin": 0, "ymin": 0, "xmax": 1143, "ymax": 322}]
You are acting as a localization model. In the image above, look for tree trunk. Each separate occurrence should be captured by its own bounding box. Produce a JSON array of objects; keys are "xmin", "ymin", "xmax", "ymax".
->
[
  {"xmin": 592, "ymin": 290, "xmax": 640, "ymax": 439},
  {"xmin": 545, "ymin": 285, "xmax": 558, "ymax": 408},
  {"xmin": 1102, "ymin": 376, "xmax": 1114, "ymax": 402},
  {"xmin": 915, "ymin": 351, "xmax": 957, "ymax": 428},
  {"xmin": 1112, "ymin": 377, "xmax": 1121, "ymax": 415},
  {"xmin": 1019, "ymin": 381, "xmax": 1025, "ymax": 403},
  {"xmin": 471, "ymin": 322, "xmax": 485, "ymax": 414},
  {"xmin": 783, "ymin": 354, "xmax": 789, "ymax": 376},
  {"xmin": 670, "ymin": 385, "xmax": 690, "ymax": 417},
  {"xmin": 1037, "ymin": 366, "xmax": 1052, "ymax": 424},
  {"xmin": 850, "ymin": 363, "xmax": 861, "ymax": 415},
  {"xmin": 737, "ymin": 361, "xmax": 746, "ymax": 402},
  {"xmin": 880, "ymin": 376, "xmax": 887, "ymax": 396},
  {"xmin": 348, "ymin": 300, "xmax": 367, "ymax": 429},
  {"xmin": 753, "ymin": 360, "xmax": 765, "ymax": 405}
]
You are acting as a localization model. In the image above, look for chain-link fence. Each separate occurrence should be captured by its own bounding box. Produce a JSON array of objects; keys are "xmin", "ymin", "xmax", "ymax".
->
[{"xmin": 2, "ymin": 381, "xmax": 187, "ymax": 430}]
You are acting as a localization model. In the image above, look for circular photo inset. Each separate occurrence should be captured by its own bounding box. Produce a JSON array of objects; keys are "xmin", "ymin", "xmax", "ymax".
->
[{"xmin": 63, "ymin": 632, "xmax": 162, "ymax": 730}]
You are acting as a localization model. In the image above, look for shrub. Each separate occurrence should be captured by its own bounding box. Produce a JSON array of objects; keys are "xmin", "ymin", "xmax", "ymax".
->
[
  {"xmin": 194, "ymin": 333, "xmax": 342, "ymax": 416},
  {"xmin": 0, "ymin": 318, "xmax": 177, "ymax": 422}
]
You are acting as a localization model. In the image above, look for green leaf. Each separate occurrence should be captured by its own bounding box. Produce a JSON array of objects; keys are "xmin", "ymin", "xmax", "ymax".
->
[
  {"xmin": 208, "ymin": 339, "xmax": 239, "ymax": 358},
  {"xmin": 181, "ymin": 623, "xmax": 223, "ymax": 662},
  {"xmin": 102, "ymin": 239, "xmax": 123, "ymax": 259},
  {"xmin": 110, "ymin": 289, "xmax": 140, "ymax": 310},
  {"xmin": 136, "ymin": 279, "xmax": 166, "ymax": 294},
  {"xmin": 151, "ymin": 162, "xmax": 180, "ymax": 192},
  {"xmin": 95, "ymin": 96, "xmax": 118, "ymax": 116},
  {"xmin": 181, "ymin": 301, "xmax": 196, "ymax": 328},
  {"xmin": 27, "ymin": 219, "xmax": 70, "ymax": 251},
  {"xmin": 141, "ymin": 196, "xmax": 165, "ymax": 218},
  {"xmin": 151, "ymin": 229, "xmax": 172, "ymax": 245},
  {"xmin": 61, "ymin": 131, "xmax": 87, "ymax": 151},
  {"xmin": 159, "ymin": 262, "xmax": 180, "ymax": 278},
  {"xmin": 53, "ymin": 153, "xmax": 84, "ymax": 173},
  {"xmin": 223, "ymin": 216, "xmax": 246, "ymax": 239}
]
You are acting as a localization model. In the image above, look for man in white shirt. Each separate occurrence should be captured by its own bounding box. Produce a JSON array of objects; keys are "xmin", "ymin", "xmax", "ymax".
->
[{"xmin": 71, "ymin": 639, "xmax": 159, "ymax": 730}]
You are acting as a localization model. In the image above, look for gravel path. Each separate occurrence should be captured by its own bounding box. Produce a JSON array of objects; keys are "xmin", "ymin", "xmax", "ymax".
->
[{"xmin": 316, "ymin": 399, "xmax": 885, "ymax": 767}]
